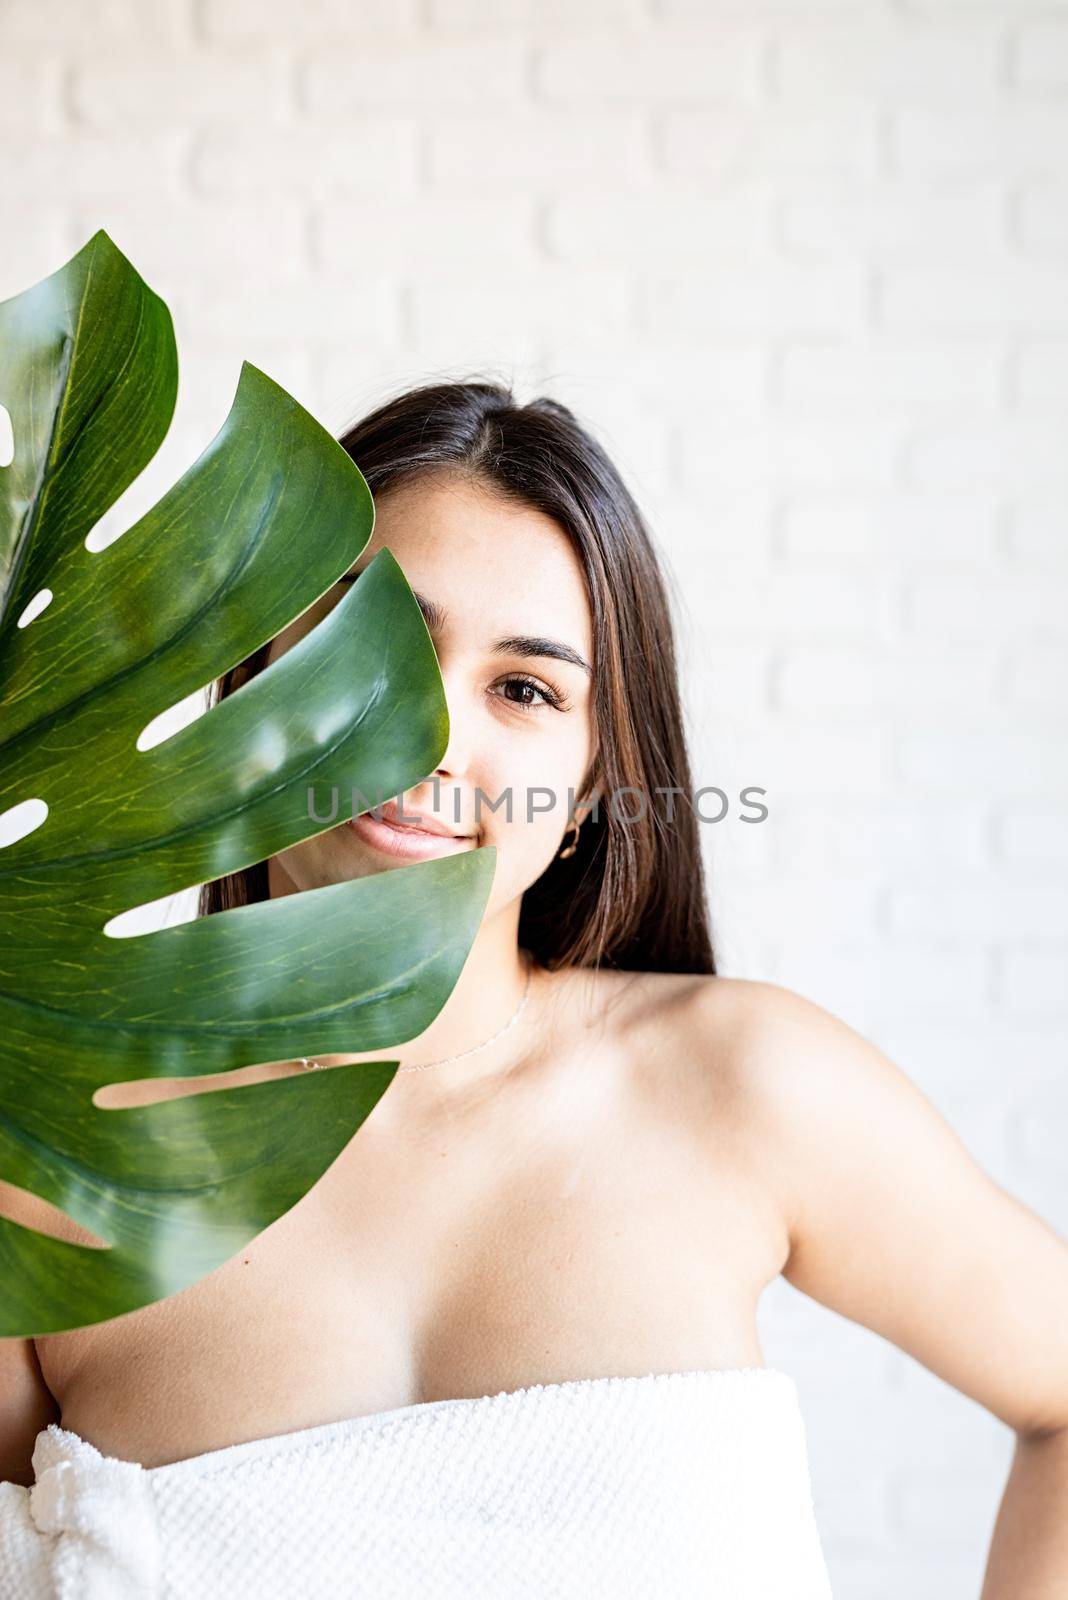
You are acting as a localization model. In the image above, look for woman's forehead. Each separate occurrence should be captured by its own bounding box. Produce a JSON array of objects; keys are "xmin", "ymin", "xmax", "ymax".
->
[{"xmin": 358, "ymin": 474, "xmax": 594, "ymax": 652}]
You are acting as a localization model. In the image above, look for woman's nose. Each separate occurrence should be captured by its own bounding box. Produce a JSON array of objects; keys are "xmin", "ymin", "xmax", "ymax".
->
[
  {"xmin": 434, "ymin": 717, "xmax": 469, "ymax": 783},
  {"xmin": 432, "ymin": 674, "xmax": 474, "ymax": 781}
]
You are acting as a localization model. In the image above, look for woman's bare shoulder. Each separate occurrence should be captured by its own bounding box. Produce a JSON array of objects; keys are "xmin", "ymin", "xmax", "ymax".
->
[
  {"xmin": 577, "ymin": 968, "xmax": 781, "ymax": 1122},
  {"xmin": 623, "ymin": 971, "xmax": 878, "ymax": 1178},
  {"xmin": 612, "ymin": 969, "xmax": 787, "ymax": 1068},
  {"xmin": 673, "ymin": 972, "xmax": 909, "ymax": 1135}
]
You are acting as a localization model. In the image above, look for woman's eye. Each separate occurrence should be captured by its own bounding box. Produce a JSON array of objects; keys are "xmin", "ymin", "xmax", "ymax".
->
[{"xmin": 496, "ymin": 674, "xmax": 564, "ymax": 712}]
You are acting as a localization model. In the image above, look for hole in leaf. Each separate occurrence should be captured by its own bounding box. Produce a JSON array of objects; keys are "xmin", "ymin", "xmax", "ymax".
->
[
  {"xmin": 135, "ymin": 684, "xmax": 210, "ymax": 752},
  {"xmin": 103, "ymin": 885, "xmax": 202, "ymax": 938},
  {"xmin": 94, "ymin": 1059, "xmax": 310, "ymax": 1109},
  {"xmin": 16, "ymin": 588, "xmax": 53, "ymax": 628},
  {"xmin": 0, "ymin": 797, "xmax": 48, "ymax": 848},
  {"xmin": 0, "ymin": 1177, "xmax": 109, "ymax": 1250},
  {"xmin": 0, "ymin": 404, "xmax": 12, "ymax": 468}
]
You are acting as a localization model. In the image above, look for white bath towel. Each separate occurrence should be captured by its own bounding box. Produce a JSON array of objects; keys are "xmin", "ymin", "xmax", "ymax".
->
[{"xmin": 0, "ymin": 1367, "xmax": 834, "ymax": 1599}]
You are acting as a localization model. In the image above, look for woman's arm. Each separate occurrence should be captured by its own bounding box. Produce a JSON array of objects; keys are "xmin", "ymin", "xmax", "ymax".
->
[
  {"xmin": 980, "ymin": 1426, "xmax": 1068, "ymax": 1599},
  {"xmin": 708, "ymin": 979, "xmax": 1068, "ymax": 1598}
]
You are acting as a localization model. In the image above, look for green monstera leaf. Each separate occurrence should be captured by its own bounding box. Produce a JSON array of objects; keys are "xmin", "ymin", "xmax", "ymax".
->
[{"xmin": 0, "ymin": 230, "xmax": 495, "ymax": 1337}]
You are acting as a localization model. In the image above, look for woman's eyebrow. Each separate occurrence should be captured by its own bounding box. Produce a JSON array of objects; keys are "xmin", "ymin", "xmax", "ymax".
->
[
  {"xmin": 338, "ymin": 573, "xmax": 592, "ymax": 676},
  {"xmin": 492, "ymin": 632, "xmax": 592, "ymax": 676}
]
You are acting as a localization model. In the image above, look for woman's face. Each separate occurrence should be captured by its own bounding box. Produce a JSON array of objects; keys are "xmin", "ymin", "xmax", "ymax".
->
[{"xmin": 265, "ymin": 470, "xmax": 597, "ymax": 920}]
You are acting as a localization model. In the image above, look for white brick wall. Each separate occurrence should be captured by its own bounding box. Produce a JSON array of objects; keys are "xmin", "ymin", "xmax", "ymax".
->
[{"xmin": 2, "ymin": 3, "xmax": 1065, "ymax": 1593}]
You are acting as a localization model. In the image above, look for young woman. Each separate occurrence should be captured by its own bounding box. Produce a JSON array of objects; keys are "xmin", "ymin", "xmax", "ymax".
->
[{"xmin": 1, "ymin": 382, "xmax": 1066, "ymax": 1598}]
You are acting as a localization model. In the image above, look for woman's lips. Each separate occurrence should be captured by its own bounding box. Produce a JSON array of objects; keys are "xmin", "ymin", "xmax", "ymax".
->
[{"xmin": 346, "ymin": 810, "xmax": 473, "ymax": 861}]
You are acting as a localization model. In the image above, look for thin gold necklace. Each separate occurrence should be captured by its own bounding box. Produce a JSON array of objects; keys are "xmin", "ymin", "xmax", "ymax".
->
[{"xmin": 297, "ymin": 951, "xmax": 535, "ymax": 1076}]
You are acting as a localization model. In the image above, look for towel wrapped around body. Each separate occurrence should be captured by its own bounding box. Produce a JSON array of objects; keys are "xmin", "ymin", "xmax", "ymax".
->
[{"xmin": 0, "ymin": 1367, "xmax": 834, "ymax": 1599}]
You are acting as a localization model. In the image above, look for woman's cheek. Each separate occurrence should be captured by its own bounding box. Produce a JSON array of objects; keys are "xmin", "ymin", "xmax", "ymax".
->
[{"xmin": 506, "ymin": 747, "xmax": 563, "ymax": 838}]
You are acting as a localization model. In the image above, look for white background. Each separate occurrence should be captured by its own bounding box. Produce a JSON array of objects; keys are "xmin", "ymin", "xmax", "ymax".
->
[{"xmin": 3, "ymin": 1, "xmax": 1067, "ymax": 1593}]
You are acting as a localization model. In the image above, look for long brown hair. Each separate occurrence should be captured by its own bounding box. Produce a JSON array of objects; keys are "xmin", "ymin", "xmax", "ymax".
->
[{"xmin": 198, "ymin": 379, "xmax": 716, "ymax": 976}]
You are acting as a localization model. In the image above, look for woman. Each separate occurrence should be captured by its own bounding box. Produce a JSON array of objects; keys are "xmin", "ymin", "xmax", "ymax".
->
[{"xmin": 1, "ymin": 381, "xmax": 1066, "ymax": 1598}]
